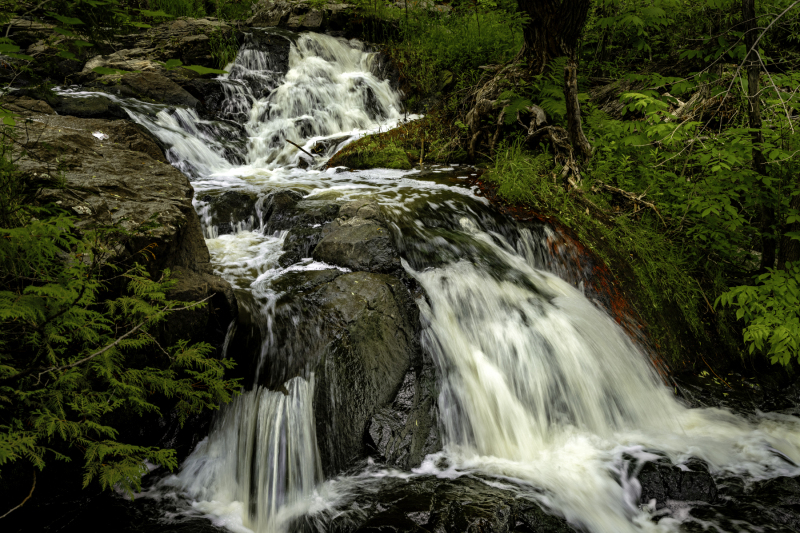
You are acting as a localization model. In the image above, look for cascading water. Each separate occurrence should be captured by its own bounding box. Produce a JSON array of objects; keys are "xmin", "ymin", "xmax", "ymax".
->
[{"xmin": 63, "ymin": 28, "xmax": 800, "ymax": 533}]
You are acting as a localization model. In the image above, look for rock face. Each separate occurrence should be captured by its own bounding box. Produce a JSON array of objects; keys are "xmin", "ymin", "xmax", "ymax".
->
[
  {"xmin": 315, "ymin": 475, "xmax": 577, "ymax": 533},
  {"xmin": 5, "ymin": 98, "xmax": 236, "ymax": 347},
  {"xmin": 5, "ymin": 17, "xmax": 239, "ymax": 87},
  {"xmin": 222, "ymin": 192, "xmax": 439, "ymax": 476},
  {"xmin": 635, "ymin": 459, "xmax": 718, "ymax": 508},
  {"xmin": 248, "ymin": 0, "xmax": 355, "ymax": 31},
  {"xmin": 313, "ymin": 217, "xmax": 400, "ymax": 273}
]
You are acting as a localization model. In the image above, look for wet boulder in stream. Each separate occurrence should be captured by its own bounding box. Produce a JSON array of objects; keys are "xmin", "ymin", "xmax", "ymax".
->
[{"xmin": 312, "ymin": 198, "xmax": 401, "ymax": 273}]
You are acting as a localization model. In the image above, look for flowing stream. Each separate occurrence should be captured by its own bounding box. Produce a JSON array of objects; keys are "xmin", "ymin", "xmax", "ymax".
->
[{"xmin": 69, "ymin": 30, "xmax": 800, "ymax": 533}]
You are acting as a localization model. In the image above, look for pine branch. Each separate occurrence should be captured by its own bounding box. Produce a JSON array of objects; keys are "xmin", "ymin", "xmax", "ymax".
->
[{"xmin": 0, "ymin": 295, "xmax": 214, "ymax": 386}]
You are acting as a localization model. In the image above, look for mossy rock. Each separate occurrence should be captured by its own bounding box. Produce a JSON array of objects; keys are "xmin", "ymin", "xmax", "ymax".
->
[{"xmin": 331, "ymin": 142, "xmax": 414, "ymax": 170}]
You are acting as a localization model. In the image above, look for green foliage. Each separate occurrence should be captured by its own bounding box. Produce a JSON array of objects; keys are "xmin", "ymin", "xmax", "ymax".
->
[
  {"xmin": 496, "ymin": 58, "xmax": 576, "ymax": 126},
  {"xmin": 716, "ymin": 262, "xmax": 800, "ymax": 366},
  {"xmin": 382, "ymin": 5, "xmax": 524, "ymax": 111},
  {"xmin": 0, "ymin": 139, "xmax": 239, "ymax": 496}
]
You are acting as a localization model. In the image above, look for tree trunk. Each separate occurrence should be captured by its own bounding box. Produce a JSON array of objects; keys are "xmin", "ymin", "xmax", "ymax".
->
[
  {"xmin": 564, "ymin": 57, "xmax": 593, "ymax": 161},
  {"xmin": 779, "ymin": 191, "xmax": 800, "ymax": 268},
  {"xmin": 518, "ymin": 0, "xmax": 592, "ymax": 160},
  {"xmin": 742, "ymin": 0, "xmax": 775, "ymax": 270}
]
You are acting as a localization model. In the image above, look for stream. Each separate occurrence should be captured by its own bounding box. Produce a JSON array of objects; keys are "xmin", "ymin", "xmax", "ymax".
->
[{"xmin": 60, "ymin": 29, "xmax": 800, "ymax": 533}]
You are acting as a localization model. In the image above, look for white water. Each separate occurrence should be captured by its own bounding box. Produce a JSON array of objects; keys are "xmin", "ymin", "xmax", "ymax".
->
[
  {"xmin": 68, "ymin": 29, "xmax": 800, "ymax": 533},
  {"xmin": 404, "ymin": 228, "xmax": 800, "ymax": 533}
]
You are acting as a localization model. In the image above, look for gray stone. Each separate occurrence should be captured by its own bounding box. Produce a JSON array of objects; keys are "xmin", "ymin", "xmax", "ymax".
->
[
  {"xmin": 313, "ymin": 272, "xmax": 419, "ymax": 475},
  {"xmin": 338, "ymin": 198, "xmax": 382, "ymax": 220},
  {"xmin": 6, "ymin": 103, "xmax": 236, "ymax": 347},
  {"xmin": 313, "ymin": 217, "xmax": 399, "ymax": 272},
  {"xmin": 120, "ymin": 72, "xmax": 200, "ymax": 107}
]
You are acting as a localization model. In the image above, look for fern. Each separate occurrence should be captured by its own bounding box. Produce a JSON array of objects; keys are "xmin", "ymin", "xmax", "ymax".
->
[{"xmin": 0, "ymin": 145, "xmax": 240, "ymax": 498}]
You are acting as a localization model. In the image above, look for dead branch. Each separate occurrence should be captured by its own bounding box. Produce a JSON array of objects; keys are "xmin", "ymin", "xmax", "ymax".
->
[{"xmin": 592, "ymin": 182, "xmax": 667, "ymax": 226}]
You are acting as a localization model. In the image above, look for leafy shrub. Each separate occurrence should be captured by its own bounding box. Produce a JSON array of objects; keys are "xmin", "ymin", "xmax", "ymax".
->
[{"xmin": 717, "ymin": 262, "xmax": 800, "ymax": 366}]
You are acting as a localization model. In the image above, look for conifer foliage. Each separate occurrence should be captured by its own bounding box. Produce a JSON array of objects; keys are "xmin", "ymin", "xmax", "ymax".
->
[{"xmin": 0, "ymin": 139, "xmax": 240, "ymax": 513}]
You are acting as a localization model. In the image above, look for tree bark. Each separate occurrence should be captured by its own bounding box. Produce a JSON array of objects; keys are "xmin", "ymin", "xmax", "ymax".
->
[
  {"xmin": 742, "ymin": 0, "xmax": 775, "ymax": 270},
  {"xmin": 518, "ymin": 0, "xmax": 592, "ymax": 160},
  {"xmin": 779, "ymin": 191, "xmax": 800, "ymax": 268}
]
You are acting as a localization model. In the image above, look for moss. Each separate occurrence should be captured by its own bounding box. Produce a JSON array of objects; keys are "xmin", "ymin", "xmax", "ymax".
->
[
  {"xmin": 332, "ymin": 141, "xmax": 414, "ymax": 170},
  {"xmin": 328, "ymin": 112, "xmax": 468, "ymax": 170}
]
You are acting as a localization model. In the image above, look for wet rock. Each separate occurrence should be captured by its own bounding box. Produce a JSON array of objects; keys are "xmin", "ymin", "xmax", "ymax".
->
[
  {"xmin": 183, "ymin": 78, "xmax": 228, "ymax": 118},
  {"xmin": 636, "ymin": 459, "xmax": 717, "ymax": 508},
  {"xmin": 313, "ymin": 272, "xmax": 420, "ymax": 476},
  {"xmin": 239, "ymin": 262, "xmax": 421, "ymax": 476},
  {"xmin": 50, "ymin": 93, "xmax": 128, "ymax": 120},
  {"xmin": 198, "ymin": 190, "xmax": 260, "ymax": 235},
  {"xmin": 261, "ymin": 190, "xmax": 341, "ymax": 232},
  {"xmin": 313, "ymin": 217, "xmax": 400, "ymax": 273},
  {"xmin": 279, "ymin": 225, "xmax": 325, "ymax": 266},
  {"xmin": 367, "ymin": 361, "xmax": 440, "ymax": 470},
  {"xmin": 119, "ymin": 72, "xmax": 200, "ymax": 107},
  {"xmin": 315, "ymin": 475, "xmax": 576, "ymax": 533},
  {"xmin": 7, "ymin": 103, "xmax": 236, "ymax": 348}
]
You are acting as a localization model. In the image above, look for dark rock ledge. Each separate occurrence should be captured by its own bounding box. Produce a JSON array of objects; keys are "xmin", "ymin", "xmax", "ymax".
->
[{"xmin": 3, "ymin": 95, "xmax": 236, "ymax": 349}]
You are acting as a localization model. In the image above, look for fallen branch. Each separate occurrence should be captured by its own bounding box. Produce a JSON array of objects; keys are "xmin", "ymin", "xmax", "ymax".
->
[
  {"xmin": 286, "ymin": 139, "xmax": 314, "ymax": 159},
  {"xmin": 0, "ymin": 471, "xmax": 35, "ymax": 519},
  {"xmin": 593, "ymin": 182, "xmax": 667, "ymax": 227}
]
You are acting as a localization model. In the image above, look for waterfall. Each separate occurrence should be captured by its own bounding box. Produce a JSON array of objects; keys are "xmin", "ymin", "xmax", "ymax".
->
[
  {"xmin": 163, "ymin": 377, "xmax": 321, "ymax": 533},
  {"xmin": 403, "ymin": 223, "xmax": 800, "ymax": 533},
  {"xmin": 60, "ymin": 27, "xmax": 800, "ymax": 533}
]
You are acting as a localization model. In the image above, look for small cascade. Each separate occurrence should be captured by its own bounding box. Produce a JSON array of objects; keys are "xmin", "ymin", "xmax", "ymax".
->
[
  {"xmin": 401, "ymin": 220, "xmax": 800, "ymax": 533},
  {"xmin": 163, "ymin": 377, "xmax": 322, "ymax": 533}
]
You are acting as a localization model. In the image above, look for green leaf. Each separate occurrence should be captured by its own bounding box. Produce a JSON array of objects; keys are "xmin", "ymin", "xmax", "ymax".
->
[
  {"xmin": 0, "ymin": 44, "xmax": 20, "ymax": 53},
  {"xmin": 161, "ymin": 59, "xmax": 183, "ymax": 70},
  {"xmin": 182, "ymin": 64, "xmax": 227, "ymax": 76},
  {"xmin": 0, "ymin": 106, "xmax": 17, "ymax": 126},
  {"xmin": 47, "ymin": 13, "xmax": 84, "ymax": 25},
  {"xmin": 128, "ymin": 22, "xmax": 151, "ymax": 28},
  {"xmin": 58, "ymin": 50, "xmax": 78, "ymax": 60},
  {"xmin": 54, "ymin": 27, "xmax": 79, "ymax": 38},
  {"xmin": 7, "ymin": 53, "xmax": 34, "ymax": 61},
  {"xmin": 92, "ymin": 66, "xmax": 128, "ymax": 75},
  {"xmin": 139, "ymin": 9, "xmax": 173, "ymax": 18}
]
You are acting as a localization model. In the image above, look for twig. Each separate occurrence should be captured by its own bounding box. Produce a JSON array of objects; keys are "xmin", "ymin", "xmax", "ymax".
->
[
  {"xmin": 286, "ymin": 139, "xmax": 314, "ymax": 159},
  {"xmin": 593, "ymin": 182, "xmax": 667, "ymax": 227},
  {"xmin": 701, "ymin": 353, "xmax": 732, "ymax": 390},
  {"xmin": 695, "ymin": 278, "xmax": 715, "ymax": 315},
  {"xmin": 0, "ymin": 471, "xmax": 35, "ymax": 519}
]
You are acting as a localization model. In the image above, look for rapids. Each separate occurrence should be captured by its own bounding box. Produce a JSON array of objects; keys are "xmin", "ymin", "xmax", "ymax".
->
[{"xmin": 63, "ymin": 29, "xmax": 800, "ymax": 533}]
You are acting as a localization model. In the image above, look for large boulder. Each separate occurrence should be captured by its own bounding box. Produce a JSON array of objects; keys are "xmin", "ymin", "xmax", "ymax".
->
[
  {"xmin": 311, "ymin": 198, "xmax": 401, "ymax": 273},
  {"xmin": 6, "ymin": 100, "xmax": 236, "ymax": 347},
  {"xmin": 229, "ymin": 255, "xmax": 433, "ymax": 476},
  {"xmin": 312, "ymin": 271, "xmax": 420, "ymax": 475}
]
